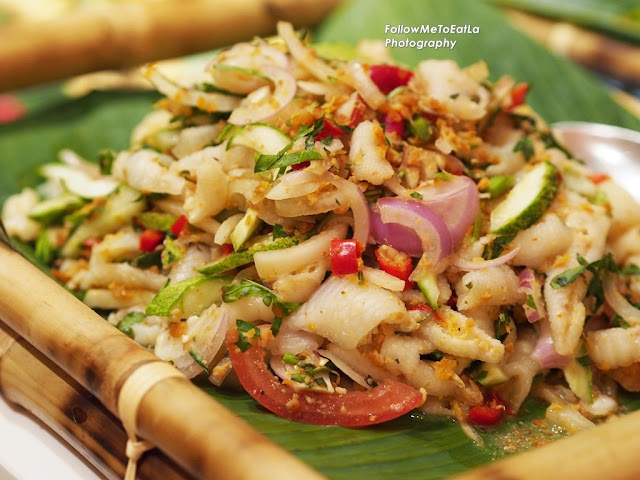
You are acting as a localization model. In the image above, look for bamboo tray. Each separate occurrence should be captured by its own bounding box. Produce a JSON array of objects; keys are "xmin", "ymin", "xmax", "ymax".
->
[{"xmin": 2, "ymin": 0, "xmax": 640, "ymax": 479}]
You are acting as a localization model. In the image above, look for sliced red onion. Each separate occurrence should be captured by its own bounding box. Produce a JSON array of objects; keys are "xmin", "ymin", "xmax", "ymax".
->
[
  {"xmin": 318, "ymin": 349, "xmax": 371, "ymax": 389},
  {"xmin": 269, "ymin": 355, "xmax": 290, "ymax": 382},
  {"xmin": 383, "ymin": 175, "xmax": 408, "ymax": 197},
  {"xmin": 370, "ymin": 203, "xmax": 422, "ymax": 256},
  {"xmin": 144, "ymin": 63, "xmax": 241, "ymax": 112},
  {"xmin": 207, "ymin": 42, "xmax": 289, "ymax": 94},
  {"xmin": 322, "ymin": 172, "xmax": 370, "ymax": 246},
  {"xmin": 376, "ymin": 197, "xmax": 453, "ymax": 265},
  {"xmin": 450, "ymin": 246, "xmax": 520, "ymax": 271},
  {"xmin": 518, "ymin": 267, "xmax": 544, "ymax": 323},
  {"xmin": 228, "ymin": 65, "xmax": 296, "ymax": 125},
  {"xmin": 604, "ymin": 274, "xmax": 640, "ymax": 326},
  {"xmin": 416, "ymin": 175, "xmax": 479, "ymax": 245},
  {"xmin": 344, "ymin": 61, "xmax": 386, "ymax": 110},
  {"xmin": 532, "ymin": 319, "xmax": 571, "ymax": 369}
]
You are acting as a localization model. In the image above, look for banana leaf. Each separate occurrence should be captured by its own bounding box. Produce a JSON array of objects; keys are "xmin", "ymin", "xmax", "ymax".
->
[
  {"xmin": 1, "ymin": 0, "xmax": 640, "ymax": 478},
  {"xmin": 486, "ymin": 0, "xmax": 640, "ymax": 45}
]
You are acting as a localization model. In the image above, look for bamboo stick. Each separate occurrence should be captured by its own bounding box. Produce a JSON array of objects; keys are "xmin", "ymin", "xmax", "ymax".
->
[
  {"xmin": 0, "ymin": 242, "xmax": 327, "ymax": 480},
  {"xmin": 0, "ymin": 321, "xmax": 191, "ymax": 480},
  {"xmin": 0, "ymin": 0, "xmax": 345, "ymax": 92},
  {"xmin": 448, "ymin": 409, "xmax": 640, "ymax": 480},
  {"xmin": 504, "ymin": 8, "xmax": 640, "ymax": 86}
]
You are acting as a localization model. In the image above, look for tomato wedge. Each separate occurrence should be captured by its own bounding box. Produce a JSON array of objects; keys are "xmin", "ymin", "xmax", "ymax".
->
[
  {"xmin": 369, "ymin": 65, "xmax": 413, "ymax": 94},
  {"xmin": 226, "ymin": 325, "xmax": 424, "ymax": 426}
]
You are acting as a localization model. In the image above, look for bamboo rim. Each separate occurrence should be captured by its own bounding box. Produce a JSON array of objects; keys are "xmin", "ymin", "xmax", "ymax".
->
[
  {"xmin": 0, "ymin": 242, "xmax": 326, "ymax": 480},
  {"xmin": 0, "ymin": 0, "xmax": 345, "ymax": 92}
]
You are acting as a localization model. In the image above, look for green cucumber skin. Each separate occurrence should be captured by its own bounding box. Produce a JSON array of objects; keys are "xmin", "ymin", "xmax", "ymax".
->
[
  {"xmin": 197, "ymin": 236, "xmax": 301, "ymax": 275},
  {"xmin": 490, "ymin": 161, "xmax": 560, "ymax": 235}
]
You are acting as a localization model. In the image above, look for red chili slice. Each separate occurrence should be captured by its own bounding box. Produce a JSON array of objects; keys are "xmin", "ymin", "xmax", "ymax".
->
[
  {"xmin": 330, "ymin": 238, "xmax": 363, "ymax": 276},
  {"xmin": 226, "ymin": 325, "xmax": 424, "ymax": 426},
  {"xmin": 509, "ymin": 82, "xmax": 529, "ymax": 109},
  {"xmin": 315, "ymin": 118, "xmax": 346, "ymax": 142},
  {"xmin": 139, "ymin": 229, "xmax": 165, "ymax": 252},
  {"xmin": 375, "ymin": 245, "xmax": 414, "ymax": 290},
  {"xmin": 369, "ymin": 65, "xmax": 414, "ymax": 94},
  {"xmin": 170, "ymin": 214, "xmax": 188, "ymax": 237}
]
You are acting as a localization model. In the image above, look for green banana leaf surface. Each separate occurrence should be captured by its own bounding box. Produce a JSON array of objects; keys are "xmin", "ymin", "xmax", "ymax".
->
[{"xmin": 1, "ymin": 0, "xmax": 640, "ymax": 478}]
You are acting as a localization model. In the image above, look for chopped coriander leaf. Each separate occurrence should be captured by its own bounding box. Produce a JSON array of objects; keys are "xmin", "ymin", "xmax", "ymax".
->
[
  {"xmin": 235, "ymin": 319, "xmax": 260, "ymax": 352},
  {"xmin": 222, "ymin": 279, "xmax": 301, "ymax": 316},
  {"xmin": 622, "ymin": 264, "xmax": 640, "ymax": 276},
  {"xmin": 271, "ymin": 316, "xmax": 282, "ymax": 336},
  {"xmin": 611, "ymin": 315, "xmax": 631, "ymax": 329},
  {"xmin": 513, "ymin": 136, "xmax": 534, "ymax": 161},
  {"xmin": 410, "ymin": 191, "xmax": 423, "ymax": 199},
  {"xmin": 189, "ymin": 349, "xmax": 210, "ymax": 374},
  {"xmin": 482, "ymin": 234, "xmax": 516, "ymax": 260},
  {"xmin": 254, "ymin": 150, "xmax": 322, "ymax": 172},
  {"xmin": 495, "ymin": 310, "xmax": 513, "ymax": 342},
  {"xmin": 272, "ymin": 224, "xmax": 291, "ymax": 239},
  {"xmin": 97, "ymin": 149, "xmax": 116, "ymax": 175}
]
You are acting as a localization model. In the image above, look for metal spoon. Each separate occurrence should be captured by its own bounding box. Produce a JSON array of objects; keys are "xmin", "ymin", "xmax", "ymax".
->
[{"xmin": 552, "ymin": 122, "xmax": 640, "ymax": 198}]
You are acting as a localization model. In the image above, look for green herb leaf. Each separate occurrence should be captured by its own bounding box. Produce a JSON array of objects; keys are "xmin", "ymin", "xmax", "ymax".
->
[
  {"xmin": 97, "ymin": 149, "xmax": 116, "ymax": 175},
  {"xmin": 410, "ymin": 191, "xmax": 423, "ymax": 199},
  {"xmin": 482, "ymin": 234, "xmax": 516, "ymax": 260},
  {"xmin": 116, "ymin": 311, "xmax": 146, "ymax": 338},
  {"xmin": 222, "ymin": 279, "xmax": 301, "ymax": 316},
  {"xmin": 513, "ymin": 136, "xmax": 534, "ymax": 160},
  {"xmin": 254, "ymin": 150, "xmax": 323, "ymax": 173},
  {"xmin": 235, "ymin": 319, "xmax": 260, "ymax": 352},
  {"xmin": 189, "ymin": 349, "xmax": 210, "ymax": 373},
  {"xmin": 161, "ymin": 236, "xmax": 185, "ymax": 269}
]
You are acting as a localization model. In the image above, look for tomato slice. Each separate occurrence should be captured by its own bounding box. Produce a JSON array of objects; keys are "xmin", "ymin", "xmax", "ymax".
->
[
  {"xmin": 226, "ymin": 325, "xmax": 424, "ymax": 426},
  {"xmin": 467, "ymin": 405, "xmax": 503, "ymax": 427}
]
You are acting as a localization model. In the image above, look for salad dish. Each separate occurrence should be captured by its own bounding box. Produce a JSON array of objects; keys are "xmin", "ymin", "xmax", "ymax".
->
[{"xmin": 3, "ymin": 21, "xmax": 640, "ymax": 444}]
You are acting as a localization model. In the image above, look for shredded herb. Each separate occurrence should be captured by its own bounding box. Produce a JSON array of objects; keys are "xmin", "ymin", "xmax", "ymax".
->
[
  {"xmin": 222, "ymin": 279, "xmax": 301, "ymax": 316},
  {"xmin": 410, "ymin": 191, "xmax": 423, "ymax": 199},
  {"xmin": 495, "ymin": 310, "xmax": 513, "ymax": 342},
  {"xmin": 97, "ymin": 149, "xmax": 116, "ymax": 175},
  {"xmin": 551, "ymin": 253, "xmax": 619, "ymax": 312},
  {"xmin": 434, "ymin": 171, "xmax": 454, "ymax": 181},
  {"xmin": 189, "ymin": 349, "xmax": 210, "ymax": 374},
  {"xmin": 235, "ymin": 319, "xmax": 260, "ymax": 352},
  {"xmin": 482, "ymin": 234, "xmax": 516, "ymax": 260},
  {"xmin": 513, "ymin": 136, "xmax": 534, "ymax": 161},
  {"xmin": 255, "ymin": 149, "xmax": 322, "ymax": 172},
  {"xmin": 271, "ymin": 317, "xmax": 282, "ymax": 336},
  {"xmin": 131, "ymin": 249, "xmax": 163, "ymax": 269}
]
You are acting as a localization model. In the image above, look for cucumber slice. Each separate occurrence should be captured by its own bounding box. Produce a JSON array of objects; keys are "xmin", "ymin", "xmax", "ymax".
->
[
  {"xmin": 474, "ymin": 363, "xmax": 509, "ymax": 386},
  {"xmin": 198, "ymin": 235, "xmax": 302, "ymax": 276},
  {"xmin": 62, "ymin": 184, "xmax": 146, "ymax": 257},
  {"xmin": 229, "ymin": 208, "xmax": 263, "ymax": 251},
  {"xmin": 227, "ymin": 123, "xmax": 291, "ymax": 155},
  {"xmin": 417, "ymin": 272, "xmax": 440, "ymax": 309},
  {"xmin": 490, "ymin": 161, "xmax": 560, "ymax": 235},
  {"xmin": 564, "ymin": 357, "xmax": 594, "ymax": 404},
  {"xmin": 41, "ymin": 163, "xmax": 119, "ymax": 199},
  {"xmin": 146, "ymin": 275, "xmax": 233, "ymax": 317},
  {"xmin": 28, "ymin": 192, "xmax": 85, "ymax": 223}
]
